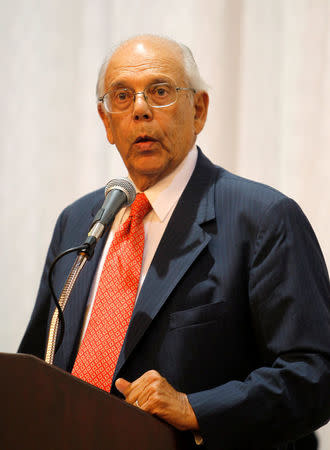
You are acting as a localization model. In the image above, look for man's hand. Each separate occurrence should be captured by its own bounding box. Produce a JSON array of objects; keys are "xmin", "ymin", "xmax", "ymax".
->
[{"xmin": 115, "ymin": 370, "xmax": 199, "ymax": 431}]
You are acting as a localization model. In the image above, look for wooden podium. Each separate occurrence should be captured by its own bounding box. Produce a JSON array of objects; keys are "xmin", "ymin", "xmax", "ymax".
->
[{"xmin": 0, "ymin": 353, "xmax": 190, "ymax": 450}]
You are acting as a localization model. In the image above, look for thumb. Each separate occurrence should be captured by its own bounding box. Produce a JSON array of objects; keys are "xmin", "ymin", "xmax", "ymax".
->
[{"xmin": 115, "ymin": 377, "xmax": 131, "ymax": 397}]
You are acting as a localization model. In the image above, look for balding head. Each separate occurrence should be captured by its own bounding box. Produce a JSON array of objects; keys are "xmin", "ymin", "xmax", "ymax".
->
[{"xmin": 96, "ymin": 35, "xmax": 207, "ymax": 99}]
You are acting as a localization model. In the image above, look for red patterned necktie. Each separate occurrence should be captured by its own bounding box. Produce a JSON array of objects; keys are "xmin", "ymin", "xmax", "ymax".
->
[{"xmin": 72, "ymin": 193, "xmax": 152, "ymax": 391}]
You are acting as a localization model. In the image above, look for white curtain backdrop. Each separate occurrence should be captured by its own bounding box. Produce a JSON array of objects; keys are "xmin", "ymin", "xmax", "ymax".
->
[{"xmin": 1, "ymin": 0, "xmax": 329, "ymax": 446}]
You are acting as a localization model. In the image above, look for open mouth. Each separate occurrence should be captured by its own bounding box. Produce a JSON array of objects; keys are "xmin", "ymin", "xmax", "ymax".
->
[{"xmin": 134, "ymin": 135, "xmax": 157, "ymax": 144}]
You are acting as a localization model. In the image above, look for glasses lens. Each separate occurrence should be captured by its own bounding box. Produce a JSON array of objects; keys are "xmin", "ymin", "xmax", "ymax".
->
[
  {"xmin": 146, "ymin": 83, "xmax": 177, "ymax": 107},
  {"xmin": 106, "ymin": 88, "xmax": 134, "ymax": 112},
  {"xmin": 102, "ymin": 83, "xmax": 178, "ymax": 112}
]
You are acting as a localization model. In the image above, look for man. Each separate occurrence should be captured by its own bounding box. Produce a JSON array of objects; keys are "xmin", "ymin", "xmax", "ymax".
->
[{"xmin": 19, "ymin": 35, "xmax": 330, "ymax": 449}]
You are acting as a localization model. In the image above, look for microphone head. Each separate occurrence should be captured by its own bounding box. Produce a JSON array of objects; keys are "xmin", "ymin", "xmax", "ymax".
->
[{"xmin": 104, "ymin": 177, "xmax": 136, "ymax": 206}]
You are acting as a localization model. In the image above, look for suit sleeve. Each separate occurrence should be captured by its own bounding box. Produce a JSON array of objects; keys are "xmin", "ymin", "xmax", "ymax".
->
[
  {"xmin": 188, "ymin": 197, "xmax": 330, "ymax": 449},
  {"xmin": 18, "ymin": 211, "xmax": 66, "ymax": 359}
]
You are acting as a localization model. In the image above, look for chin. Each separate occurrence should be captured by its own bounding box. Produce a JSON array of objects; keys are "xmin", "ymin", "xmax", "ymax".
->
[
  {"xmin": 129, "ymin": 165, "xmax": 170, "ymax": 191},
  {"xmin": 134, "ymin": 159, "xmax": 169, "ymax": 175}
]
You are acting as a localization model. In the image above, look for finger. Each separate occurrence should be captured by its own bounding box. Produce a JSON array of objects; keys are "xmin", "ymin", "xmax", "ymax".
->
[
  {"xmin": 121, "ymin": 370, "xmax": 162, "ymax": 405},
  {"xmin": 137, "ymin": 373, "xmax": 164, "ymax": 407},
  {"xmin": 124, "ymin": 376, "xmax": 150, "ymax": 404},
  {"xmin": 139, "ymin": 387, "xmax": 171, "ymax": 417},
  {"xmin": 133, "ymin": 380, "xmax": 152, "ymax": 407},
  {"xmin": 115, "ymin": 378, "xmax": 131, "ymax": 397}
]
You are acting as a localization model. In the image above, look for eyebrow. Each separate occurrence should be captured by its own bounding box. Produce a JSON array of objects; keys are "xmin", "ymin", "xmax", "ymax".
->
[
  {"xmin": 109, "ymin": 77, "xmax": 173, "ymax": 90},
  {"xmin": 109, "ymin": 81, "xmax": 131, "ymax": 90},
  {"xmin": 148, "ymin": 77, "xmax": 172, "ymax": 84}
]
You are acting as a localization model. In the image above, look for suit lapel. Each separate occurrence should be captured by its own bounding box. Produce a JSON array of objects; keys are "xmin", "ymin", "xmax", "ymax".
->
[{"xmin": 112, "ymin": 150, "xmax": 220, "ymax": 384}]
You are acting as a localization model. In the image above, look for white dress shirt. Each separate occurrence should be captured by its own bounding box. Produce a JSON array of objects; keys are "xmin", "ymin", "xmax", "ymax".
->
[{"xmin": 80, "ymin": 146, "xmax": 198, "ymax": 338}]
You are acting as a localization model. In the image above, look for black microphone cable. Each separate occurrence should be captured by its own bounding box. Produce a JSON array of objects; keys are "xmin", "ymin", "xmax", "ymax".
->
[{"xmin": 47, "ymin": 244, "xmax": 88, "ymax": 353}]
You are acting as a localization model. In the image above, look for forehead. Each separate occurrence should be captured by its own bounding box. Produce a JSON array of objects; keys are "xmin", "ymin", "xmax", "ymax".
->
[{"xmin": 105, "ymin": 39, "xmax": 186, "ymax": 89}]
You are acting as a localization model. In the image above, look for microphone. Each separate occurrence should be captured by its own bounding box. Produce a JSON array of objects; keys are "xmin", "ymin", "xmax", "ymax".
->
[{"xmin": 82, "ymin": 177, "xmax": 136, "ymax": 257}]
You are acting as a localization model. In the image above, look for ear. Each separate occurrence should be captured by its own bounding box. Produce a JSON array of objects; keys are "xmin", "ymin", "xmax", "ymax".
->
[
  {"xmin": 193, "ymin": 91, "xmax": 209, "ymax": 136},
  {"xmin": 98, "ymin": 103, "xmax": 114, "ymax": 144}
]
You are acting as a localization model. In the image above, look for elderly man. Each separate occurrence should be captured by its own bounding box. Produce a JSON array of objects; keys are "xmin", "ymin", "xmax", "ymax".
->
[{"xmin": 19, "ymin": 35, "xmax": 330, "ymax": 449}]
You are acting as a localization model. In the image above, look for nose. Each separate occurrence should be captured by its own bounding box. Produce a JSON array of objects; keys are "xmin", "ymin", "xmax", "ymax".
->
[{"xmin": 132, "ymin": 91, "xmax": 153, "ymax": 121}]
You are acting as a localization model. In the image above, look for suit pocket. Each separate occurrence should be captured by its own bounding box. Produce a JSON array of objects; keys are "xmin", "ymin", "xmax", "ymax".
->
[{"xmin": 169, "ymin": 300, "xmax": 226, "ymax": 330}]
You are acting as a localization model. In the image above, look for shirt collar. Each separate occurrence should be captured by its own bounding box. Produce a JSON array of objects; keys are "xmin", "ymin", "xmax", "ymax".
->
[{"xmin": 137, "ymin": 146, "xmax": 198, "ymax": 222}]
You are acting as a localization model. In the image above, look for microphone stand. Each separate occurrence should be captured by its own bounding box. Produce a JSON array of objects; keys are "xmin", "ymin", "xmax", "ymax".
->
[
  {"xmin": 44, "ymin": 222, "xmax": 104, "ymax": 364},
  {"xmin": 44, "ymin": 250, "xmax": 89, "ymax": 365},
  {"xmin": 44, "ymin": 178, "xmax": 135, "ymax": 365}
]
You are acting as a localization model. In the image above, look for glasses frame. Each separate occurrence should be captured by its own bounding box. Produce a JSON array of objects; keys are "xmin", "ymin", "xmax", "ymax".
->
[{"xmin": 98, "ymin": 83, "xmax": 196, "ymax": 114}]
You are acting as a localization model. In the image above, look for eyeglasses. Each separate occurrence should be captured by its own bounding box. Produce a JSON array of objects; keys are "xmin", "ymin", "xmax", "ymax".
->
[{"xmin": 98, "ymin": 81, "xmax": 196, "ymax": 113}]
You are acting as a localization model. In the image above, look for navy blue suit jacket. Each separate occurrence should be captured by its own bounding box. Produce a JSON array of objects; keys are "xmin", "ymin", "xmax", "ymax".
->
[{"xmin": 19, "ymin": 149, "xmax": 330, "ymax": 449}]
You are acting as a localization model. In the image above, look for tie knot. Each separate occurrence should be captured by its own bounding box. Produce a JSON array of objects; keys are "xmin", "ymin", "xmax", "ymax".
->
[{"xmin": 130, "ymin": 193, "xmax": 152, "ymax": 221}]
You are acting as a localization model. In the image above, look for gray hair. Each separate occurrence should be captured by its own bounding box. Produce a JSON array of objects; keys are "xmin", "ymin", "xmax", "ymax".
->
[{"xmin": 96, "ymin": 35, "xmax": 208, "ymax": 98}]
